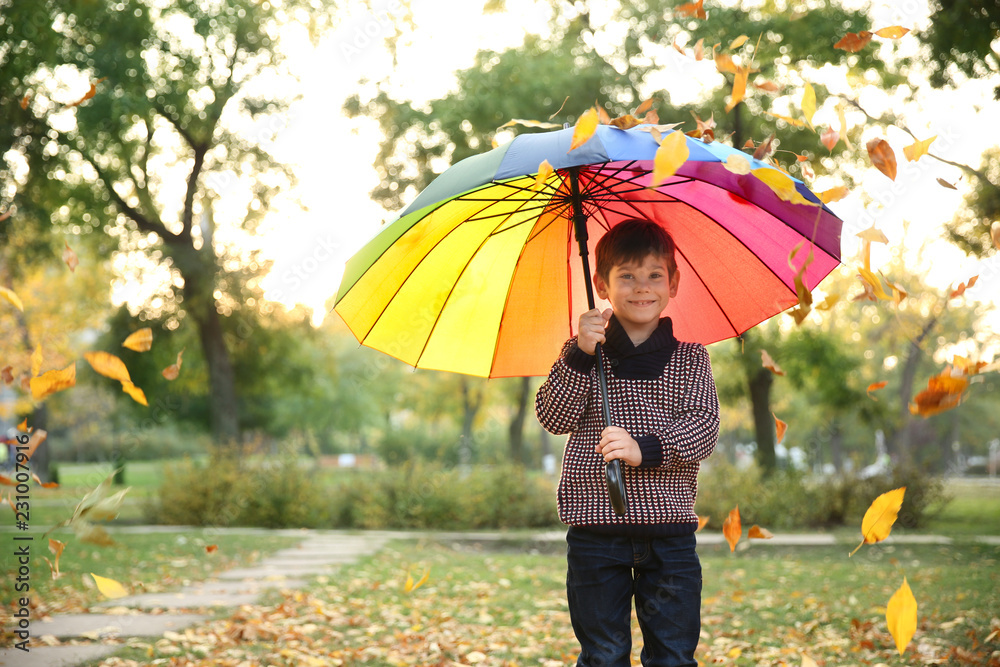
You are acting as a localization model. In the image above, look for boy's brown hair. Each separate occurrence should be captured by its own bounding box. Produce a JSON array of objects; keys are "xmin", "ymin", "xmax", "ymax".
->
[{"xmin": 594, "ymin": 219, "xmax": 678, "ymax": 281}]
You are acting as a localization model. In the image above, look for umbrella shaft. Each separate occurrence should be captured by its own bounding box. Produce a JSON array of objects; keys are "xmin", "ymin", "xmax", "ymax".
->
[{"xmin": 569, "ymin": 169, "xmax": 627, "ymax": 516}]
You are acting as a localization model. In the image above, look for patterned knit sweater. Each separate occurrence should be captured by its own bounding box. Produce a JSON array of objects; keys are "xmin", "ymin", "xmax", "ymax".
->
[{"xmin": 535, "ymin": 316, "xmax": 720, "ymax": 537}]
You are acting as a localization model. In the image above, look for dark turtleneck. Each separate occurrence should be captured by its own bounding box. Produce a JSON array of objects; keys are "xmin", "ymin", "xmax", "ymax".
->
[{"xmin": 564, "ymin": 315, "xmax": 680, "ymax": 379}]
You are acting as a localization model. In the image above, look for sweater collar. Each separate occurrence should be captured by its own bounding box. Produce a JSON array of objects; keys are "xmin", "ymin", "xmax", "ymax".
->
[{"xmin": 604, "ymin": 315, "xmax": 677, "ymax": 358}]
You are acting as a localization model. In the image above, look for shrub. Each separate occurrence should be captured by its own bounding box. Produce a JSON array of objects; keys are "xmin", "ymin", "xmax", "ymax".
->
[
  {"xmin": 146, "ymin": 459, "xmax": 559, "ymax": 530},
  {"xmin": 145, "ymin": 454, "xmax": 331, "ymax": 528},
  {"xmin": 695, "ymin": 460, "xmax": 951, "ymax": 531}
]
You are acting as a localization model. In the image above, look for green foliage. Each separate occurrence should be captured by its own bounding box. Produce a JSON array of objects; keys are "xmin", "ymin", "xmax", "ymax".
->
[
  {"xmin": 920, "ymin": 0, "xmax": 1000, "ymax": 94},
  {"xmin": 145, "ymin": 454, "xmax": 331, "ymax": 528},
  {"xmin": 349, "ymin": 462, "xmax": 558, "ymax": 530},
  {"xmin": 696, "ymin": 460, "xmax": 951, "ymax": 530},
  {"xmin": 48, "ymin": 421, "xmax": 212, "ymax": 463},
  {"xmin": 147, "ymin": 460, "xmax": 558, "ymax": 530}
]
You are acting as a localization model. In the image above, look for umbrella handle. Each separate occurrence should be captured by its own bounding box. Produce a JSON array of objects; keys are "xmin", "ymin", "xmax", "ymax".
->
[{"xmin": 596, "ymin": 343, "xmax": 629, "ymax": 517}]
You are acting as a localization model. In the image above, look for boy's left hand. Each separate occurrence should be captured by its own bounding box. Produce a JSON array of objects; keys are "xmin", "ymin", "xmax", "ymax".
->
[{"xmin": 596, "ymin": 426, "xmax": 642, "ymax": 467}]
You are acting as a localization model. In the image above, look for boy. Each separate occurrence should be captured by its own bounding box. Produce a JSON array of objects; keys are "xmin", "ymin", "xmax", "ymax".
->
[{"xmin": 535, "ymin": 218, "xmax": 720, "ymax": 667}]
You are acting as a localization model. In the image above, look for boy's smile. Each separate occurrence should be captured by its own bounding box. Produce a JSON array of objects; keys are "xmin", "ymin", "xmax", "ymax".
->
[{"xmin": 594, "ymin": 253, "xmax": 680, "ymax": 346}]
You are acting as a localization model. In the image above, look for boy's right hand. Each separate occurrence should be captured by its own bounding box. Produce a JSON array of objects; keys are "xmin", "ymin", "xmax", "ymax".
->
[{"xmin": 577, "ymin": 308, "xmax": 613, "ymax": 355}]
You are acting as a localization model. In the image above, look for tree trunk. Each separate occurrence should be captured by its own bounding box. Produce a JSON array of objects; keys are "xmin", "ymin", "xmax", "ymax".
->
[
  {"xmin": 508, "ymin": 377, "xmax": 531, "ymax": 466},
  {"xmin": 172, "ymin": 242, "xmax": 240, "ymax": 446},
  {"xmin": 889, "ymin": 315, "xmax": 939, "ymax": 466},
  {"xmin": 458, "ymin": 377, "xmax": 484, "ymax": 466},
  {"xmin": 829, "ymin": 420, "xmax": 845, "ymax": 473},
  {"xmin": 749, "ymin": 365, "xmax": 776, "ymax": 474},
  {"xmin": 196, "ymin": 301, "xmax": 239, "ymax": 445}
]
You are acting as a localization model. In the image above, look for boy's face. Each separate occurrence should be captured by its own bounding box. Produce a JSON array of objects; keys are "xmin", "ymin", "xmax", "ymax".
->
[{"xmin": 594, "ymin": 253, "xmax": 679, "ymax": 342}]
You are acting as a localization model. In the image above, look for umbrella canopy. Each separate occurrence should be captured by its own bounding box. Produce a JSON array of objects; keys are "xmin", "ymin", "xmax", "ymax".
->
[{"xmin": 335, "ymin": 124, "xmax": 842, "ymax": 378}]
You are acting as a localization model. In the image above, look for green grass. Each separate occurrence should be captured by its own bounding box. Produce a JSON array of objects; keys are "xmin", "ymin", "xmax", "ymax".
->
[
  {"xmin": 924, "ymin": 478, "xmax": 1000, "ymax": 535},
  {"xmin": 82, "ymin": 537, "xmax": 1000, "ymax": 666},
  {"xmin": 1, "ymin": 528, "xmax": 301, "ymax": 616}
]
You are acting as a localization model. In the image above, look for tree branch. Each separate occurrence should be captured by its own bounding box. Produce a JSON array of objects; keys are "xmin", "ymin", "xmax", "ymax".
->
[
  {"xmin": 837, "ymin": 94, "xmax": 998, "ymax": 189},
  {"xmin": 70, "ymin": 134, "xmax": 176, "ymax": 241}
]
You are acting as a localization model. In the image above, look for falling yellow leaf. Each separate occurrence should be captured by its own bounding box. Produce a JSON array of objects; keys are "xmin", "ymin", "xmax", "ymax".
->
[
  {"xmin": 754, "ymin": 79, "xmax": 781, "ymax": 93},
  {"xmin": 821, "ymin": 126, "xmax": 839, "ymax": 151},
  {"xmin": 714, "ymin": 52, "xmax": 738, "ymax": 74},
  {"xmin": 206, "ymin": 544, "xmax": 219, "ymax": 554},
  {"xmin": 498, "ymin": 118, "xmax": 561, "ymax": 130},
  {"xmin": 991, "ymin": 222, "xmax": 1000, "ymax": 250},
  {"xmin": 404, "ymin": 567, "xmax": 431, "ymax": 593},
  {"xmin": 85, "ymin": 351, "xmax": 132, "ymax": 384},
  {"xmin": 752, "ymin": 168, "xmax": 817, "ymax": 207},
  {"xmin": 674, "ymin": 0, "xmax": 707, "ymax": 19},
  {"xmin": 902, "ymin": 135, "xmax": 936, "ymax": 162},
  {"xmin": 651, "ymin": 131, "xmax": 689, "ymax": 187},
  {"xmin": 800, "ymin": 83, "xmax": 816, "ymax": 128},
  {"xmin": 867, "ymin": 137, "xmax": 897, "ymax": 180},
  {"xmin": 63, "ymin": 243, "xmax": 79, "ymax": 272},
  {"xmin": 726, "ymin": 67, "xmax": 750, "ymax": 113},
  {"xmin": 162, "ymin": 348, "xmax": 185, "ymax": 381},
  {"xmin": 833, "ymin": 104, "xmax": 853, "ymax": 152},
  {"xmin": 834, "ymin": 30, "xmax": 873, "ymax": 52},
  {"xmin": 696, "ymin": 516, "xmax": 710, "ymax": 531},
  {"xmin": 801, "ymin": 655, "xmax": 819, "ymax": 667},
  {"xmin": 773, "ymin": 414, "xmax": 787, "ymax": 444},
  {"xmin": 875, "ymin": 25, "xmax": 910, "ymax": 39},
  {"xmin": 723, "ymin": 506, "xmax": 741, "ymax": 552},
  {"xmin": 729, "ymin": 34, "xmax": 749, "ymax": 49},
  {"xmin": 633, "ymin": 97, "xmax": 654, "ymax": 118},
  {"xmin": 748, "ymin": 525, "xmax": 773, "ymax": 539},
  {"xmin": 1, "ymin": 286, "xmax": 24, "ymax": 312},
  {"xmin": 886, "ymin": 577, "xmax": 918, "ymax": 655},
  {"xmin": 121, "ymin": 380, "xmax": 148, "ymax": 406},
  {"xmin": 949, "ymin": 275, "xmax": 978, "ymax": 299},
  {"xmin": 786, "ymin": 242, "xmax": 815, "ymax": 324},
  {"xmin": 818, "ymin": 185, "xmax": 849, "ymax": 203},
  {"xmin": 23, "ymin": 429, "xmax": 48, "ymax": 460},
  {"xmin": 122, "ymin": 328, "xmax": 153, "ymax": 352},
  {"xmin": 91, "ymin": 573, "xmax": 129, "ymax": 599},
  {"xmin": 569, "ymin": 107, "xmax": 599, "ymax": 152},
  {"xmin": 867, "ymin": 380, "xmax": 889, "ymax": 399},
  {"xmin": 909, "ymin": 369, "xmax": 968, "ymax": 417},
  {"xmin": 857, "ymin": 267, "xmax": 892, "ymax": 301},
  {"xmin": 48, "ymin": 539, "xmax": 66, "ymax": 579},
  {"xmin": 760, "ymin": 349, "xmax": 785, "ymax": 375},
  {"xmin": 30, "ymin": 363, "xmax": 77, "ymax": 401},
  {"xmin": 32, "ymin": 472, "xmax": 58, "ymax": 488},
  {"xmin": 716, "ymin": 154, "xmax": 749, "ymax": 177},
  {"xmin": 533, "ymin": 159, "xmax": 554, "ymax": 191},
  {"xmin": 856, "ymin": 223, "xmax": 888, "ymax": 271},
  {"xmin": 815, "ymin": 293, "xmax": 840, "ymax": 310},
  {"xmin": 850, "ymin": 487, "xmax": 906, "ymax": 556}
]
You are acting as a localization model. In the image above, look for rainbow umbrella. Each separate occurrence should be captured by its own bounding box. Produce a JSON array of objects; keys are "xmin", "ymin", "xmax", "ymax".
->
[{"xmin": 335, "ymin": 123, "xmax": 842, "ymax": 515}]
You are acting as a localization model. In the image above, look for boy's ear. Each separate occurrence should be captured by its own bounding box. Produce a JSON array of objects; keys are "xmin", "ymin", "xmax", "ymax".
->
[
  {"xmin": 593, "ymin": 272, "xmax": 609, "ymax": 299},
  {"xmin": 670, "ymin": 268, "xmax": 680, "ymax": 297}
]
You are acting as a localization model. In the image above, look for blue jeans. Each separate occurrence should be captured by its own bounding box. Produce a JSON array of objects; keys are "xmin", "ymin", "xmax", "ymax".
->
[{"xmin": 566, "ymin": 528, "xmax": 702, "ymax": 667}]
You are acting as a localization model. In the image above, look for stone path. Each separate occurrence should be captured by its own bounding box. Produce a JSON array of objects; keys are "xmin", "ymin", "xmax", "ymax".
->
[{"xmin": 0, "ymin": 531, "xmax": 389, "ymax": 667}]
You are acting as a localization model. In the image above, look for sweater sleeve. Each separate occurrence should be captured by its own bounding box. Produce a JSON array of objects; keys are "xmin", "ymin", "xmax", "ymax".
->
[
  {"xmin": 534, "ymin": 338, "xmax": 593, "ymax": 435},
  {"xmin": 649, "ymin": 344, "xmax": 720, "ymax": 470}
]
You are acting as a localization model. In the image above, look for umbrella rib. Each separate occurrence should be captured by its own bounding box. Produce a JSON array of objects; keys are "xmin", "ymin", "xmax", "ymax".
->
[
  {"xmin": 411, "ymin": 185, "xmax": 571, "ymax": 373},
  {"xmin": 582, "ymin": 169, "xmax": 811, "ymax": 336}
]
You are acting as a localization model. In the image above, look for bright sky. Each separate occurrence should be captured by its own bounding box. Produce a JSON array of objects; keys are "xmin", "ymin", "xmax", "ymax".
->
[{"xmin": 258, "ymin": 0, "xmax": 1000, "ymax": 344}]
